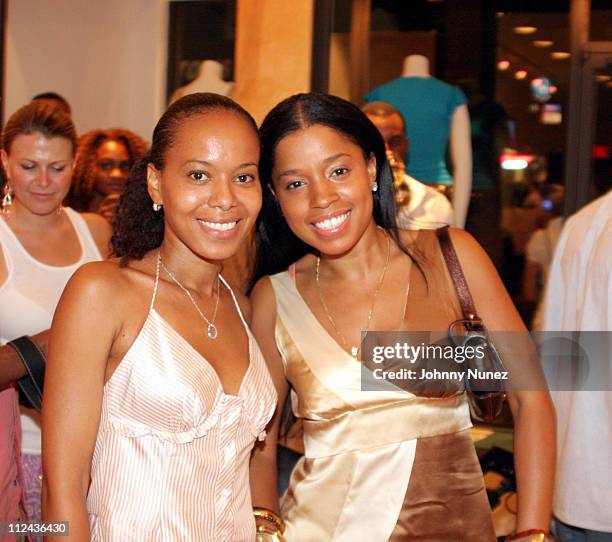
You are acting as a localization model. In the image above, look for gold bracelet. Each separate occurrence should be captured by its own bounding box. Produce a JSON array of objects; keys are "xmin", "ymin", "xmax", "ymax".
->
[
  {"xmin": 253, "ymin": 507, "xmax": 285, "ymax": 534},
  {"xmin": 255, "ymin": 531, "xmax": 285, "ymax": 542},
  {"xmin": 505, "ymin": 529, "xmax": 550, "ymax": 542},
  {"xmin": 255, "ymin": 522, "xmax": 285, "ymax": 542}
]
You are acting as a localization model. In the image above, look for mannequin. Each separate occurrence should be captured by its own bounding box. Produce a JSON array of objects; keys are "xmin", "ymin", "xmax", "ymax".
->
[
  {"xmin": 170, "ymin": 60, "xmax": 234, "ymax": 104},
  {"xmin": 365, "ymin": 54, "xmax": 472, "ymax": 228},
  {"xmin": 402, "ymin": 54, "xmax": 429, "ymax": 77}
]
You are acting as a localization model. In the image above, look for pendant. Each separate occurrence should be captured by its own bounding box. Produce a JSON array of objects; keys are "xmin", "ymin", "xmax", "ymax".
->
[
  {"xmin": 351, "ymin": 346, "xmax": 359, "ymax": 357},
  {"xmin": 207, "ymin": 323, "xmax": 218, "ymax": 340}
]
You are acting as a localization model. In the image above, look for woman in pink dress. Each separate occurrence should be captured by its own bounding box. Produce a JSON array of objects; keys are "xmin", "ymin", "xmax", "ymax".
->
[{"xmin": 42, "ymin": 93, "xmax": 276, "ymax": 541}]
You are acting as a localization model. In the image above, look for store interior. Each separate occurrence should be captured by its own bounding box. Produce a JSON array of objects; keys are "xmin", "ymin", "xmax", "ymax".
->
[{"xmin": 1, "ymin": 1, "xmax": 610, "ymax": 539}]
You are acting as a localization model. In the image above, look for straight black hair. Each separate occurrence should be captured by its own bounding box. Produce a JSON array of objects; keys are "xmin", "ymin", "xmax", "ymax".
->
[{"xmin": 251, "ymin": 92, "xmax": 404, "ymax": 289}]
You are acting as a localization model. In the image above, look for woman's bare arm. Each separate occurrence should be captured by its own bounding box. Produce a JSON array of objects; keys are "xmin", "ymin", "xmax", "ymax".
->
[
  {"xmin": 249, "ymin": 277, "xmax": 289, "ymax": 514},
  {"xmin": 450, "ymin": 228, "xmax": 555, "ymax": 533},
  {"xmin": 42, "ymin": 262, "xmax": 123, "ymax": 541}
]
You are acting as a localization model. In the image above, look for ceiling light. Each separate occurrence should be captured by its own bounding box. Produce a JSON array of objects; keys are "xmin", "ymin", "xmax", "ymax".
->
[
  {"xmin": 533, "ymin": 40, "xmax": 554, "ymax": 48},
  {"xmin": 551, "ymin": 51, "xmax": 571, "ymax": 59},
  {"xmin": 497, "ymin": 60, "xmax": 510, "ymax": 71},
  {"xmin": 514, "ymin": 26, "xmax": 538, "ymax": 35},
  {"xmin": 596, "ymin": 75, "xmax": 611, "ymax": 82},
  {"xmin": 515, "ymin": 70, "xmax": 528, "ymax": 80}
]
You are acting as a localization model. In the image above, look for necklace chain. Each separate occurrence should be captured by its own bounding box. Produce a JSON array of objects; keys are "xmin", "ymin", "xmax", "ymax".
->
[
  {"xmin": 315, "ymin": 234, "xmax": 391, "ymax": 359},
  {"xmin": 159, "ymin": 255, "xmax": 221, "ymax": 340}
]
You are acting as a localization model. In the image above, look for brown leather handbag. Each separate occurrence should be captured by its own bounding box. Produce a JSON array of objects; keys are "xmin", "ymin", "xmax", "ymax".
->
[{"xmin": 436, "ymin": 226, "xmax": 506, "ymax": 423}]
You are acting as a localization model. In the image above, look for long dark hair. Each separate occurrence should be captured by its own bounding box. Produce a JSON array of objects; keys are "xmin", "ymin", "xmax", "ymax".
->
[
  {"xmin": 251, "ymin": 93, "xmax": 401, "ymax": 287},
  {"xmin": 112, "ymin": 92, "xmax": 258, "ymax": 263},
  {"xmin": 67, "ymin": 128, "xmax": 148, "ymax": 212}
]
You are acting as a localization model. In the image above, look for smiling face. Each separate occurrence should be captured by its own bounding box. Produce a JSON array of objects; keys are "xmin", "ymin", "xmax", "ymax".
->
[
  {"xmin": 271, "ymin": 124, "xmax": 378, "ymax": 256},
  {"xmin": 1, "ymin": 132, "xmax": 74, "ymax": 216},
  {"xmin": 93, "ymin": 139, "xmax": 131, "ymax": 197},
  {"xmin": 147, "ymin": 111, "xmax": 261, "ymax": 262}
]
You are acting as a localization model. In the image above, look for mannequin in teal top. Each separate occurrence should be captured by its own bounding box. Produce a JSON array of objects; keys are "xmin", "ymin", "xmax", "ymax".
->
[{"xmin": 365, "ymin": 55, "xmax": 472, "ymax": 228}]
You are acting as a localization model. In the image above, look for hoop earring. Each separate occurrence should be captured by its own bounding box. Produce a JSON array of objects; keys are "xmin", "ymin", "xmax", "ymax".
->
[
  {"xmin": 2, "ymin": 184, "xmax": 13, "ymax": 216},
  {"xmin": 371, "ymin": 182, "xmax": 379, "ymax": 193},
  {"xmin": 152, "ymin": 203, "xmax": 163, "ymax": 212}
]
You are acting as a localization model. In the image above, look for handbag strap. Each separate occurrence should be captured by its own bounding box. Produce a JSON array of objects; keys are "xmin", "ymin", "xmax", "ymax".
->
[
  {"xmin": 435, "ymin": 226, "xmax": 480, "ymax": 323},
  {"xmin": 8, "ymin": 335, "xmax": 46, "ymax": 412}
]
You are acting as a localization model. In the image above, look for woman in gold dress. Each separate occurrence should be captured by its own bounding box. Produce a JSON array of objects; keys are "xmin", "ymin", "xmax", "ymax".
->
[{"xmin": 249, "ymin": 93, "xmax": 555, "ymax": 542}]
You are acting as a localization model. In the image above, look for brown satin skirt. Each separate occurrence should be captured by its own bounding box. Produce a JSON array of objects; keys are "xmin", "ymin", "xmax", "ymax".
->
[{"xmin": 388, "ymin": 430, "xmax": 496, "ymax": 542}]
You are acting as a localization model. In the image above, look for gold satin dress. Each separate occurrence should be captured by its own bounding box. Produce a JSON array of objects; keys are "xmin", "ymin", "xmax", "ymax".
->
[{"xmin": 269, "ymin": 230, "xmax": 496, "ymax": 542}]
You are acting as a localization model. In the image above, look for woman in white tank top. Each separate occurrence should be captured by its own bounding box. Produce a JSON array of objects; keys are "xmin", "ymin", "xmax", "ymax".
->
[{"xmin": 0, "ymin": 102, "xmax": 111, "ymax": 538}]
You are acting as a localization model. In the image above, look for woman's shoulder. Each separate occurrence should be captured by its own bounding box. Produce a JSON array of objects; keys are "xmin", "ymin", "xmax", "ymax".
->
[
  {"xmin": 78, "ymin": 211, "xmax": 111, "ymax": 234},
  {"xmin": 54, "ymin": 260, "xmax": 130, "ymax": 325},
  {"xmin": 249, "ymin": 276, "xmax": 279, "ymax": 332},
  {"xmin": 78, "ymin": 211, "xmax": 113, "ymax": 256},
  {"xmin": 444, "ymin": 227, "xmax": 490, "ymax": 267},
  {"xmin": 68, "ymin": 259, "xmax": 131, "ymax": 296},
  {"xmin": 397, "ymin": 226, "xmax": 482, "ymax": 256},
  {"xmin": 68, "ymin": 256, "xmax": 157, "ymax": 305},
  {"xmin": 250, "ymin": 275, "xmax": 275, "ymax": 303},
  {"xmin": 437, "ymin": 228, "xmax": 501, "ymax": 295}
]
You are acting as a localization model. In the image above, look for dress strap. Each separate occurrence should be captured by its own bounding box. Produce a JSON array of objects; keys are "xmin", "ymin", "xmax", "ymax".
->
[
  {"xmin": 219, "ymin": 274, "xmax": 248, "ymax": 328},
  {"xmin": 0, "ymin": 215, "xmax": 27, "ymax": 254},
  {"xmin": 0, "ymin": 219, "xmax": 16, "ymax": 280},
  {"xmin": 288, "ymin": 263, "xmax": 297, "ymax": 283},
  {"xmin": 150, "ymin": 252, "xmax": 162, "ymax": 311}
]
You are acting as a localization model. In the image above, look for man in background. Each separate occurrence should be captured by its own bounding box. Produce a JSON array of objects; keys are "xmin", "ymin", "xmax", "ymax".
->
[
  {"xmin": 362, "ymin": 101, "xmax": 454, "ymax": 229},
  {"xmin": 543, "ymin": 189, "xmax": 612, "ymax": 541}
]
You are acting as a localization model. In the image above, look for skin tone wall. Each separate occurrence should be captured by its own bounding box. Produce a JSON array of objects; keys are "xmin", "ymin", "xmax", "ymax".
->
[{"xmin": 232, "ymin": 0, "xmax": 314, "ymax": 123}]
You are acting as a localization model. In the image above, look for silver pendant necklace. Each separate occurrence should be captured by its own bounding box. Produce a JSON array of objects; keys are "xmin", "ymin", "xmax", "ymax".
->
[{"xmin": 159, "ymin": 255, "xmax": 221, "ymax": 339}]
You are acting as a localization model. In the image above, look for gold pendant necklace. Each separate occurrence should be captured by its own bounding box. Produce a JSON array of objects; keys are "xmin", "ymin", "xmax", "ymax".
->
[{"xmin": 315, "ymin": 234, "xmax": 391, "ymax": 359}]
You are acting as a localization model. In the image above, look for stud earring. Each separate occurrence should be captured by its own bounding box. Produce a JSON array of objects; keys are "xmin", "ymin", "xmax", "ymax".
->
[
  {"xmin": 152, "ymin": 203, "xmax": 163, "ymax": 212},
  {"xmin": 371, "ymin": 182, "xmax": 378, "ymax": 193}
]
